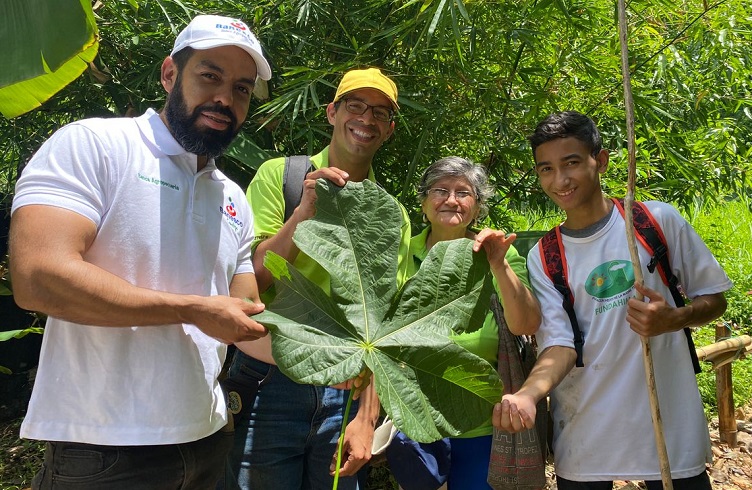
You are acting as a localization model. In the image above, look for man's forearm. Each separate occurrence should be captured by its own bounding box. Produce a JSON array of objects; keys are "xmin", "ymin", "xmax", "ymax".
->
[
  {"xmin": 678, "ymin": 293, "xmax": 727, "ymax": 330},
  {"xmin": 517, "ymin": 345, "xmax": 577, "ymax": 402},
  {"xmin": 493, "ymin": 259, "xmax": 541, "ymax": 336},
  {"xmin": 13, "ymin": 251, "xmax": 205, "ymax": 327},
  {"xmin": 10, "ymin": 206, "xmax": 265, "ymax": 342}
]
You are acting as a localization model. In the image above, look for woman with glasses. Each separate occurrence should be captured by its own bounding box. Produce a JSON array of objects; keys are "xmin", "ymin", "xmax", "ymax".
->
[{"xmin": 406, "ymin": 156, "xmax": 541, "ymax": 489}]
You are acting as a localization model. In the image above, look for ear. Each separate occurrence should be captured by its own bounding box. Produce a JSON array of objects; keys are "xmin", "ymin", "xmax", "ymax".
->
[
  {"xmin": 326, "ymin": 102, "xmax": 337, "ymax": 126},
  {"xmin": 383, "ymin": 120, "xmax": 395, "ymax": 141},
  {"xmin": 421, "ymin": 199, "xmax": 429, "ymax": 216},
  {"xmin": 595, "ymin": 149, "xmax": 609, "ymax": 174},
  {"xmin": 161, "ymin": 57, "xmax": 178, "ymax": 94}
]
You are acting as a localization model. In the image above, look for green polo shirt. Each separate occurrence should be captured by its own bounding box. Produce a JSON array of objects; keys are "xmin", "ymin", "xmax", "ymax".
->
[
  {"xmin": 247, "ymin": 146, "xmax": 411, "ymax": 303},
  {"xmin": 407, "ymin": 225, "xmax": 532, "ymax": 438}
]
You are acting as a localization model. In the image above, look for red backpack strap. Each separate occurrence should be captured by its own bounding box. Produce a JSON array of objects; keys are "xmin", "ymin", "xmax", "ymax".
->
[
  {"xmin": 539, "ymin": 228, "xmax": 584, "ymax": 367},
  {"xmin": 612, "ymin": 197, "xmax": 700, "ymax": 374},
  {"xmin": 611, "ymin": 198, "xmax": 681, "ymax": 301}
]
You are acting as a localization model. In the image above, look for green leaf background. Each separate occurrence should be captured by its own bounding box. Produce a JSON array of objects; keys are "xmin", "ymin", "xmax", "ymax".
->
[
  {"xmin": 0, "ymin": 0, "xmax": 98, "ymax": 118},
  {"xmin": 256, "ymin": 179, "xmax": 501, "ymax": 442}
]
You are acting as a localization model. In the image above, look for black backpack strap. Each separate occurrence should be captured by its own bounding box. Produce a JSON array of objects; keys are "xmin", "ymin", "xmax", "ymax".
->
[
  {"xmin": 612, "ymin": 198, "xmax": 701, "ymax": 374},
  {"xmin": 282, "ymin": 155, "xmax": 313, "ymax": 222},
  {"xmin": 540, "ymin": 228, "xmax": 584, "ymax": 367}
]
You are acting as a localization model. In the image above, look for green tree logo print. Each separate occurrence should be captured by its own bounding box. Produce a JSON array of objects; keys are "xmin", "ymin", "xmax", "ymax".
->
[{"xmin": 585, "ymin": 260, "xmax": 635, "ymax": 299}]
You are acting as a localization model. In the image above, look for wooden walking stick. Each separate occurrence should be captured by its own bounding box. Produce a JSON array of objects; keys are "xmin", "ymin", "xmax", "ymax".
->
[{"xmin": 617, "ymin": 1, "xmax": 674, "ymax": 488}]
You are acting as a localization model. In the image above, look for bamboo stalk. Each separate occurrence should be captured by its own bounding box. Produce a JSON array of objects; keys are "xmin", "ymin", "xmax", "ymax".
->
[
  {"xmin": 617, "ymin": 1, "xmax": 673, "ymax": 488},
  {"xmin": 695, "ymin": 335, "xmax": 752, "ymax": 362},
  {"xmin": 715, "ymin": 324, "xmax": 737, "ymax": 447}
]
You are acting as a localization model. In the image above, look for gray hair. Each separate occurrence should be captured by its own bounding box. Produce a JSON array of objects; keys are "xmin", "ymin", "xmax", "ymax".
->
[{"xmin": 417, "ymin": 156, "xmax": 494, "ymax": 220}]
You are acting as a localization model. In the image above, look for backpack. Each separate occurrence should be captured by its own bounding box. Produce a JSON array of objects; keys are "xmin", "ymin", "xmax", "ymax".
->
[
  {"xmin": 538, "ymin": 197, "xmax": 701, "ymax": 374},
  {"xmin": 282, "ymin": 155, "xmax": 313, "ymax": 222}
]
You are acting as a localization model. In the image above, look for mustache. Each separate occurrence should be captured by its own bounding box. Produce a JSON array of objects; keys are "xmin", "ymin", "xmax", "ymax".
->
[{"xmin": 191, "ymin": 103, "xmax": 237, "ymax": 129}]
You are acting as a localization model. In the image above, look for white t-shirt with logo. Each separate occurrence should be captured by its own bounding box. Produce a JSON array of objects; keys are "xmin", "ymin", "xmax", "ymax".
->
[
  {"xmin": 13, "ymin": 109, "xmax": 254, "ymax": 445},
  {"xmin": 528, "ymin": 201, "xmax": 731, "ymax": 481}
]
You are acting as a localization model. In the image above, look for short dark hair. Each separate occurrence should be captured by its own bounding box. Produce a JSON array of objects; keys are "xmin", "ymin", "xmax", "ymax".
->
[
  {"xmin": 528, "ymin": 111, "xmax": 602, "ymax": 159},
  {"xmin": 171, "ymin": 46, "xmax": 196, "ymax": 72}
]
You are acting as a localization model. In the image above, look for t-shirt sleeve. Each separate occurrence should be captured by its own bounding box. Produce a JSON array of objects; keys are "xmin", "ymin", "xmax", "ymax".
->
[
  {"xmin": 234, "ymin": 197, "xmax": 255, "ymax": 275},
  {"xmin": 246, "ymin": 157, "xmax": 286, "ymax": 252},
  {"xmin": 526, "ymin": 242, "xmax": 578, "ymax": 352},
  {"xmin": 648, "ymin": 202, "xmax": 732, "ymax": 299},
  {"xmin": 12, "ymin": 122, "xmax": 111, "ymax": 226}
]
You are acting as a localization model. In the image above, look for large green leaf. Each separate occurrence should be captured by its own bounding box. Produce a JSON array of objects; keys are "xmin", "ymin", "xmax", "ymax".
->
[
  {"xmin": 0, "ymin": 0, "xmax": 98, "ymax": 118},
  {"xmin": 293, "ymin": 179, "xmax": 403, "ymax": 336},
  {"xmin": 256, "ymin": 179, "xmax": 500, "ymax": 442}
]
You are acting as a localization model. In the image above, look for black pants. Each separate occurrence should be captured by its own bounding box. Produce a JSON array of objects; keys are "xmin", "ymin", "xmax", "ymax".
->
[
  {"xmin": 32, "ymin": 427, "xmax": 233, "ymax": 490},
  {"xmin": 556, "ymin": 469, "xmax": 712, "ymax": 490}
]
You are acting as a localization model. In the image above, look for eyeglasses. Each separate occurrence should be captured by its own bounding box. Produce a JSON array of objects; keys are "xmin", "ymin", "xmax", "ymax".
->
[
  {"xmin": 427, "ymin": 188, "xmax": 476, "ymax": 201},
  {"xmin": 341, "ymin": 98, "xmax": 395, "ymax": 122}
]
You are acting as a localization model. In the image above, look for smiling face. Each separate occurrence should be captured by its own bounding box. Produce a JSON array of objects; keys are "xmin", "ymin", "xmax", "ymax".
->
[
  {"xmin": 326, "ymin": 88, "xmax": 395, "ymax": 176},
  {"xmin": 161, "ymin": 45, "xmax": 257, "ymax": 159},
  {"xmin": 422, "ymin": 176, "xmax": 480, "ymax": 233},
  {"xmin": 534, "ymin": 136, "xmax": 610, "ymax": 227}
]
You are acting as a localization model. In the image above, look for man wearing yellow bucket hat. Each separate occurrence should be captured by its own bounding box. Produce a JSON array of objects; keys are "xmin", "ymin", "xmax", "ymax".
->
[{"xmin": 224, "ymin": 68, "xmax": 411, "ymax": 490}]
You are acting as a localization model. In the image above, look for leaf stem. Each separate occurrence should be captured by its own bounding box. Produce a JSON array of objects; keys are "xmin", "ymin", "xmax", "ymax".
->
[{"xmin": 332, "ymin": 388, "xmax": 355, "ymax": 490}]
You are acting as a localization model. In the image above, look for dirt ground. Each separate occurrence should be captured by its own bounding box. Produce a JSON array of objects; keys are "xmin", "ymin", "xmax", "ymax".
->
[{"xmin": 692, "ymin": 405, "xmax": 752, "ymax": 490}]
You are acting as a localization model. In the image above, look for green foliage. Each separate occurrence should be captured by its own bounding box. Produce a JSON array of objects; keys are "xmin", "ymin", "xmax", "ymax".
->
[
  {"xmin": 695, "ymin": 342, "xmax": 752, "ymax": 417},
  {"xmin": 1, "ymin": 0, "xmax": 751, "ymax": 422},
  {"xmin": 257, "ymin": 179, "xmax": 501, "ymax": 442},
  {"xmin": 0, "ymin": 418, "xmax": 45, "ymax": 490},
  {"xmin": 236, "ymin": 0, "xmax": 752, "ymax": 226},
  {"xmin": 686, "ymin": 198, "xmax": 752, "ymax": 413},
  {"xmin": 2, "ymin": 0, "xmax": 751, "ymax": 225},
  {"xmin": 0, "ymin": 0, "xmax": 98, "ymax": 118},
  {"xmin": 0, "ymin": 328, "xmax": 45, "ymax": 374},
  {"xmin": 0, "ymin": 328, "xmax": 44, "ymax": 343},
  {"xmin": 686, "ymin": 199, "xmax": 752, "ymax": 333}
]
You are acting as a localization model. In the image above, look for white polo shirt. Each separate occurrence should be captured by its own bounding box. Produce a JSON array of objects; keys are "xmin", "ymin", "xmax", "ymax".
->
[{"xmin": 13, "ymin": 109, "xmax": 254, "ymax": 445}]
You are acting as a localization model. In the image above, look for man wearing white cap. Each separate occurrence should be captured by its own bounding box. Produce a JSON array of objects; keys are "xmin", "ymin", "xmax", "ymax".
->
[
  {"xmin": 224, "ymin": 68, "xmax": 411, "ymax": 490},
  {"xmin": 10, "ymin": 14, "xmax": 271, "ymax": 489}
]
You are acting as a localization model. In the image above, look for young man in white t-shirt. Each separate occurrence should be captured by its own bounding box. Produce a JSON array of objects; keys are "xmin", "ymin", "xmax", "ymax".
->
[
  {"xmin": 491, "ymin": 111, "xmax": 731, "ymax": 490},
  {"xmin": 9, "ymin": 15, "xmax": 272, "ymax": 489}
]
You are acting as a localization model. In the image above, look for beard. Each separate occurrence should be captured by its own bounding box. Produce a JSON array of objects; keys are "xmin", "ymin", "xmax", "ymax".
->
[{"xmin": 164, "ymin": 77, "xmax": 240, "ymax": 160}]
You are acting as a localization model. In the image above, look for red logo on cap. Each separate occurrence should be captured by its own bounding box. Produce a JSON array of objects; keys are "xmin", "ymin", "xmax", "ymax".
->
[{"xmin": 230, "ymin": 21, "xmax": 247, "ymax": 31}]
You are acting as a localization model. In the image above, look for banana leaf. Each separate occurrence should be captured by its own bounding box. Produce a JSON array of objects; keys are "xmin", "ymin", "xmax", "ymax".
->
[{"xmin": 0, "ymin": 0, "xmax": 98, "ymax": 118}]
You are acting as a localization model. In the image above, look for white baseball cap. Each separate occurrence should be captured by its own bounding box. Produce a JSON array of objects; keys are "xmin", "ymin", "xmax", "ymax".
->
[{"xmin": 170, "ymin": 15, "xmax": 272, "ymax": 81}]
